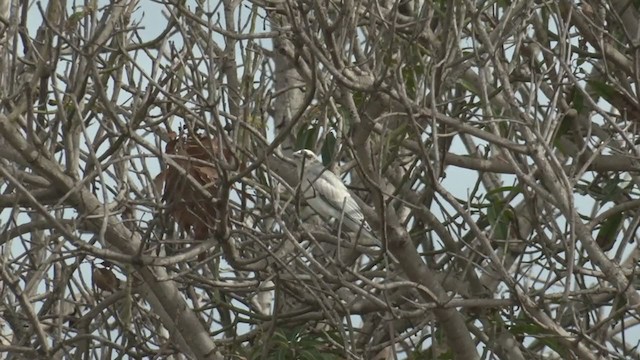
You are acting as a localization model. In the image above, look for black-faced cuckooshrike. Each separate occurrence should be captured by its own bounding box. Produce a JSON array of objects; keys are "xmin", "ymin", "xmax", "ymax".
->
[{"xmin": 293, "ymin": 149, "xmax": 378, "ymax": 244}]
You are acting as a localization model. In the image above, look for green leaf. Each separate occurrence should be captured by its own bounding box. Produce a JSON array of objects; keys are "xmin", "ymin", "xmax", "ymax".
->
[
  {"xmin": 487, "ymin": 200, "xmax": 513, "ymax": 240},
  {"xmin": 510, "ymin": 320, "xmax": 568, "ymax": 357},
  {"xmin": 601, "ymin": 177, "xmax": 626, "ymax": 201},
  {"xmin": 485, "ymin": 186, "xmax": 519, "ymax": 240},
  {"xmin": 321, "ymin": 132, "xmax": 337, "ymax": 166},
  {"xmin": 459, "ymin": 78, "xmax": 480, "ymax": 96},
  {"xmin": 571, "ymin": 88, "xmax": 585, "ymax": 114},
  {"xmin": 575, "ymin": 177, "xmax": 626, "ymax": 203},
  {"xmin": 587, "ymin": 79, "xmax": 618, "ymax": 102},
  {"xmin": 296, "ymin": 124, "xmax": 319, "ymax": 151},
  {"xmin": 596, "ymin": 211, "xmax": 624, "ymax": 251},
  {"xmin": 553, "ymin": 115, "xmax": 573, "ymax": 146},
  {"xmin": 485, "ymin": 185, "xmax": 521, "ymax": 198},
  {"xmin": 402, "ymin": 63, "xmax": 424, "ymax": 98}
]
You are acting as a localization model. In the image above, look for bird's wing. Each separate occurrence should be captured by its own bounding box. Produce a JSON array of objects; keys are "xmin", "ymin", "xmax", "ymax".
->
[{"xmin": 303, "ymin": 168, "xmax": 367, "ymax": 227}]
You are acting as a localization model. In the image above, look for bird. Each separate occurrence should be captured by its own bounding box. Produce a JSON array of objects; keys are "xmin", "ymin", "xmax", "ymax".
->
[{"xmin": 293, "ymin": 149, "xmax": 378, "ymax": 244}]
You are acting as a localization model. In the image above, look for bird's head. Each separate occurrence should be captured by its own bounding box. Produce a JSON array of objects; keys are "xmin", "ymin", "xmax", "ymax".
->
[{"xmin": 293, "ymin": 149, "xmax": 320, "ymax": 167}]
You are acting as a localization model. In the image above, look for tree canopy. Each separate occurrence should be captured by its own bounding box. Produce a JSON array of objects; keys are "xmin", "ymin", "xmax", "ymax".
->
[{"xmin": 0, "ymin": 0, "xmax": 639, "ymax": 359}]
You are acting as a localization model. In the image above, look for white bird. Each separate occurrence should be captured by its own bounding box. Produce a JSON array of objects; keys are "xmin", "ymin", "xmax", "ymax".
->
[{"xmin": 293, "ymin": 149, "xmax": 377, "ymax": 243}]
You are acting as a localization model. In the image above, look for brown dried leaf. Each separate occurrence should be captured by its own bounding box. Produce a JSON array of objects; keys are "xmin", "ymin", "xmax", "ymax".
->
[
  {"xmin": 93, "ymin": 267, "xmax": 120, "ymax": 292},
  {"xmin": 153, "ymin": 171, "xmax": 166, "ymax": 194},
  {"xmin": 193, "ymin": 165, "xmax": 218, "ymax": 184},
  {"xmin": 160, "ymin": 127, "xmax": 226, "ymax": 239}
]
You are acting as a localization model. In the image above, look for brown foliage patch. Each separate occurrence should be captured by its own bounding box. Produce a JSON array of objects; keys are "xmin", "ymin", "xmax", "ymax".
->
[{"xmin": 156, "ymin": 127, "xmax": 230, "ymax": 240}]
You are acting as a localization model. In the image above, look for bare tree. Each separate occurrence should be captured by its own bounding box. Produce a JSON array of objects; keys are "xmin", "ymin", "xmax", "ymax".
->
[{"xmin": 0, "ymin": 0, "xmax": 639, "ymax": 359}]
